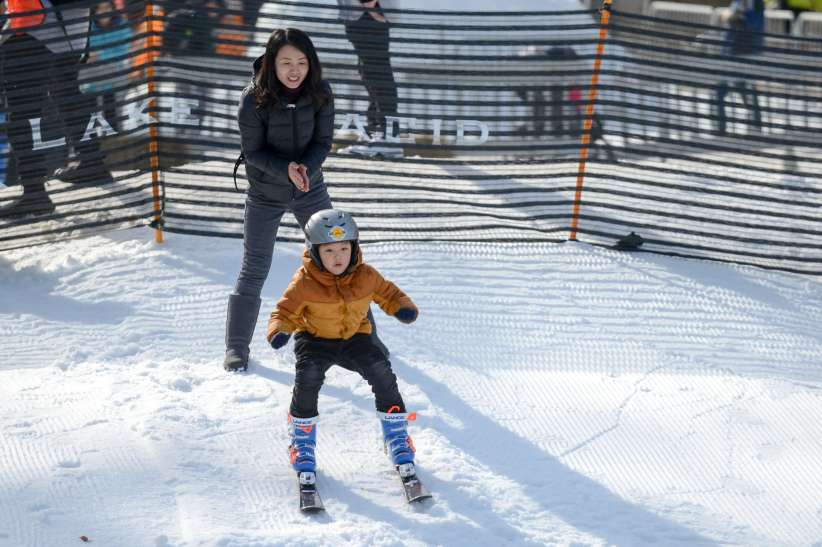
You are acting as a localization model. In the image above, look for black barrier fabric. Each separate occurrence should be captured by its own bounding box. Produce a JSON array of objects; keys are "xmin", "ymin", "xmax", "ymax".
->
[
  {"xmin": 0, "ymin": 1, "xmax": 821, "ymax": 275},
  {"xmin": 0, "ymin": 0, "xmax": 155, "ymax": 249}
]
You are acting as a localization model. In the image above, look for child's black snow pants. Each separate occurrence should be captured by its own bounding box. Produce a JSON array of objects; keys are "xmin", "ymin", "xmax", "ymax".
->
[{"xmin": 289, "ymin": 332, "xmax": 405, "ymax": 418}]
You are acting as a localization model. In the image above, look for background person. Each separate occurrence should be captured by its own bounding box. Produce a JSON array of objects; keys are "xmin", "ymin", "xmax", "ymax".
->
[
  {"xmin": 85, "ymin": 0, "xmax": 133, "ymax": 132},
  {"xmin": 0, "ymin": 0, "xmax": 114, "ymax": 218},
  {"xmin": 716, "ymin": 0, "xmax": 764, "ymax": 136},
  {"xmin": 338, "ymin": 0, "xmax": 399, "ymax": 140}
]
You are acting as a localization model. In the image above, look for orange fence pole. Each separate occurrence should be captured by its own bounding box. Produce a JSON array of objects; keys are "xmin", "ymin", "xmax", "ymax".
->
[
  {"xmin": 145, "ymin": 1, "xmax": 164, "ymax": 244},
  {"xmin": 568, "ymin": 0, "xmax": 612, "ymax": 241},
  {"xmin": 216, "ymin": 13, "xmax": 248, "ymax": 57}
]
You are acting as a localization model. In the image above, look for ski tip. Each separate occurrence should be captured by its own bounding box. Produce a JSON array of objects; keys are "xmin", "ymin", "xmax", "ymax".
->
[
  {"xmin": 408, "ymin": 493, "xmax": 433, "ymax": 504},
  {"xmin": 299, "ymin": 492, "xmax": 325, "ymax": 513},
  {"xmin": 401, "ymin": 474, "xmax": 433, "ymax": 504},
  {"xmin": 299, "ymin": 480, "xmax": 325, "ymax": 513}
]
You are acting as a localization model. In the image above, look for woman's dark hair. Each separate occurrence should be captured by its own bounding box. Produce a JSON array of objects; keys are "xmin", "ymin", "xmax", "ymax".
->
[{"xmin": 253, "ymin": 28, "xmax": 328, "ymax": 109}]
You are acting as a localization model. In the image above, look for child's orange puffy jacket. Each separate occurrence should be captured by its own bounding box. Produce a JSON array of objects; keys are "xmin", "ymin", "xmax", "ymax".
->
[{"xmin": 268, "ymin": 250, "xmax": 417, "ymax": 342}]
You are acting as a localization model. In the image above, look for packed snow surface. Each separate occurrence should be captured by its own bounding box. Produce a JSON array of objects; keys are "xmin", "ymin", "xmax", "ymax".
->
[{"xmin": 1, "ymin": 229, "xmax": 822, "ymax": 546}]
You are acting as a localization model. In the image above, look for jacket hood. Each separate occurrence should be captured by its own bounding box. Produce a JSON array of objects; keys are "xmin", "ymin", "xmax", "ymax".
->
[{"xmin": 252, "ymin": 54, "xmax": 264, "ymax": 77}]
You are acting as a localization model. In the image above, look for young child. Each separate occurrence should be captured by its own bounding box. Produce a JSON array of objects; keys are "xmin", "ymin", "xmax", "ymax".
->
[{"xmin": 267, "ymin": 208, "xmax": 420, "ymax": 486}]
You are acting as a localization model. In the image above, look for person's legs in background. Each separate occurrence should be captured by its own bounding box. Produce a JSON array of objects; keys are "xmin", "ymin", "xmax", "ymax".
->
[
  {"xmin": 0, "ymin": 35, "xmax": 54, "ymax": 217},
  {"xmin": 49, "ymin": 50, "xmax": 114, "ymax": 186},
  {"xmin": 242, "ymin": 0, "xmax": 266, "ymax": 31},
  {"xmin": 717, "ymin": 80, "xmax": 761, "ymax": 136},
  {"xmin": 716, "ymin": 80, "xmax": 730, "ymax": 136},
  {"xmin": 345, "ymin": 19, "xmax": 398, "ymax": 139},
  {"xmin": 739, "ymin": 80, "xmax": 762, "ymax": 132}
]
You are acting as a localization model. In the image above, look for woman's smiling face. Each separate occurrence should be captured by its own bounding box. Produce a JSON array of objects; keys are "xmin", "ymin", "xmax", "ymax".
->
[{"xmin": 274, "ymin": 44, "xmax": 309, "ymax": 90}]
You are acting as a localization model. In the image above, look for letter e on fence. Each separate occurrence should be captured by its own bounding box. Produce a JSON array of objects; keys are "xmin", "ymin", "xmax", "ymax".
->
[{"xmin": 171, "ymin": 98, "xmax": 200, "ymax": 126}]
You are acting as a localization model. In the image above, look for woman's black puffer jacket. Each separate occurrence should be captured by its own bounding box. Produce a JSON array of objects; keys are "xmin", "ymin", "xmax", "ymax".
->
[{"xmin": 237, "ymin": 58, "xmax": 334, "ymax": 202}]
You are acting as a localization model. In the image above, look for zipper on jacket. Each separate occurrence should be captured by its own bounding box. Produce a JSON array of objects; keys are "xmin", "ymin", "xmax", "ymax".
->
[{"xmin": 287, "ymin": 103, "xmax": 298, "ymax": 161}]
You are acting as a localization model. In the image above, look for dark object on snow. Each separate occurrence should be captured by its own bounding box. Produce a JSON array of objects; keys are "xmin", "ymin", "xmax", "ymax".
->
[{"xmin": 615, "ymin": 231, "xmax": 644, "ymax": 251}]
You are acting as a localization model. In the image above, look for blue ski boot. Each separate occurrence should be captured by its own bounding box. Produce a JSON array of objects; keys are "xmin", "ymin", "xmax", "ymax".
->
[
  {"xmin": 288, "ymin": 415, "xmax": 318, "ymax": 485},
  {"xmin": 378, "ymin": 408, "xmax": 417, "ymax": 478}
]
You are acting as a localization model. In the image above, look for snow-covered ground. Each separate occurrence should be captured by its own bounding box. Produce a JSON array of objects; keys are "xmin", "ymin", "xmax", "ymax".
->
[{"xmin": 1, "ymin": 229, "xmax": 822, "ymax": 546}]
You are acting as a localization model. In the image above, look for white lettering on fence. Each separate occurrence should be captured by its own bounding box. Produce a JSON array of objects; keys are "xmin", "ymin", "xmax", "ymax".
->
[
  {"xmin": 172, "ymin": 98, "xmax": 199, "ymax": 126},
  {"xmin": 431, "ymin": 118, "xmax": 443, "ymax": 145},
  {"xmin": 384, "ymin": 116, "xmax": 416, "ymax": 143},
  {"xmin": 456, "ymin": 120, "xmax": 489, "ymax": 144},
  {"xmin": 26, "ymin": 100, "xmax": 492, "ymax": 148},
  {"xmin": 82, "ymin": 111, "xmax": 117, "ymax": 141},
  {"xmin": 29, "ymin": 118, "xmax": 65, "ymax": 150},
  {"xmin": 337, "ymin": 113, "xmax": 370, "ymax": 140},
  {"xmin": 122, "ymin": 98, "xmax": 154, "ymax": 132}
]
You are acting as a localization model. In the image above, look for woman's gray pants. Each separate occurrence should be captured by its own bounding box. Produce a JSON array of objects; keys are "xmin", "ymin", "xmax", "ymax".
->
[{"xmin": 224, "ymin": 183, "xmax": 331, "ymax": 370}]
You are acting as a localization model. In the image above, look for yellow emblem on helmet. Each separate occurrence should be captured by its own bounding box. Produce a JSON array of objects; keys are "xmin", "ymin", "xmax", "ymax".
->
[{"xmin": 329, "ymin": 226, "xmax": 346, "ymax": 240}]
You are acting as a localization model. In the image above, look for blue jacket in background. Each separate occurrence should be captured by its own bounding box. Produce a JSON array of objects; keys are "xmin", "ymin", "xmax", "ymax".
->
[{"xmin": 723, "ymin": 0, "xmax": 765, "ymax": 56}]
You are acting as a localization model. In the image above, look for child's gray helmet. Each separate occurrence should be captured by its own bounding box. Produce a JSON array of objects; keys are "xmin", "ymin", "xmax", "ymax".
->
[
  {"xmin": 304, "ymin": 209, "xmax": 360, "ymax": 271},
  {"xmin": 304, "ymin": 209, "xmax": 359, "ymax": 244}
]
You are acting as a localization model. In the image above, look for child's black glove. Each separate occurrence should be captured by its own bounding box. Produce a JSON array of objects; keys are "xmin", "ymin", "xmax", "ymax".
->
[
  {"xmin": 270, "ymin": 332, "xmax": 291, "ymax": 349},
  {"xmin": 394, "ymin": 307, "xmax": 418, "ymax": 324}
]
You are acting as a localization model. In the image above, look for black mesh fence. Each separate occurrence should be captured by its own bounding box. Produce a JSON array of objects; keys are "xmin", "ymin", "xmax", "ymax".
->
[
  {"xmin": 1, "ymin": 1, "xmax": 821, "ymax": 275},
  {"xmin": 0, "ymin": 0, "xmax": 157, "ymax": 250},
  {"xmin": 595, "ymin": 9, "xmax": 822, "ymax": 275}
]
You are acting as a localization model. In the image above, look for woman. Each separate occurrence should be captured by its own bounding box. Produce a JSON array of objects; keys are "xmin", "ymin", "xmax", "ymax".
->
[{"xmin": 224, "ymin": 28, "xmax": 385, "ymax": 372}]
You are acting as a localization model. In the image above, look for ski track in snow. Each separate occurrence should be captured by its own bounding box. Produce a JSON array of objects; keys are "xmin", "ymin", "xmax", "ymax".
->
[{"xmin": 1, "ymin": 230, "xmax": 822, "ymax": 546}]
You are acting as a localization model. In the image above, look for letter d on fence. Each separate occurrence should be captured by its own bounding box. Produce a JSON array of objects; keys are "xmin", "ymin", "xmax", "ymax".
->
[{"xmin": 456, "ymin": 120, "xmax": 489, "ymax": 145}]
